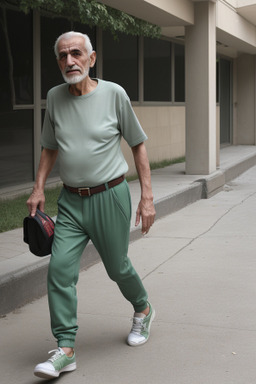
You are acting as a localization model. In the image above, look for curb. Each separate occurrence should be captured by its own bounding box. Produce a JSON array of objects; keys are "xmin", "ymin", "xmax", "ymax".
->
[
  {"xmin": 196, "ymin": 151, "xmax": 256, "ymax": 198},
  {"xmin": 1, "ymin": 152, "xmax": 256, "ymax": 316},
  {"xmin": 0, "ymin": 243, "xmax": 101, "ymax": 317}
]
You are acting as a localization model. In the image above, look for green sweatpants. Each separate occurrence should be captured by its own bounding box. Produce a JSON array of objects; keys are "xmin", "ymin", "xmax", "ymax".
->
[{"xmin": 47, "ymin": 179, "xmax": 148, "ymax": 348}]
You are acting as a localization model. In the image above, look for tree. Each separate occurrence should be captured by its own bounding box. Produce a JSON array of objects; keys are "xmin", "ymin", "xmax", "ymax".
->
[{"xmin": 19, "ymin": 0, "xmax": 161, "ymax": 38}]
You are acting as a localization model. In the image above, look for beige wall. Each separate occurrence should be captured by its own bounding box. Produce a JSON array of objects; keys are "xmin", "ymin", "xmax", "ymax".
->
[
  {"xmin": 121, "ymin": 104, "xmax": 220, "ymax": 176},
  {"xmin": 121, "ymin": 106, "xmax": 186, "ymax": 176}
]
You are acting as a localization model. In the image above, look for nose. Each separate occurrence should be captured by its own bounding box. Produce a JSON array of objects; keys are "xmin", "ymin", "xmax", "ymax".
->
[{"xmin": 66, "ymin": 53, "xmax": 74, "ymax": 67}]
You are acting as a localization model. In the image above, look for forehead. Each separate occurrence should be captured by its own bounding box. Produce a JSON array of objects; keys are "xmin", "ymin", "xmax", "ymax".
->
[{"xmin": 57, "ymin": 36, "xmax": 86, "ymax": 53}]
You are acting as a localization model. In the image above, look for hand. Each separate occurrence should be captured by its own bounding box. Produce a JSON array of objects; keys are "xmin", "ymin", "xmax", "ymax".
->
[
  {"xmin": 135, "ymin": 197, "xmax": 156, "ymax": 235},
  {"xmin": 26, "ymin": 188, "xmax": 45, "ymax": 217}
]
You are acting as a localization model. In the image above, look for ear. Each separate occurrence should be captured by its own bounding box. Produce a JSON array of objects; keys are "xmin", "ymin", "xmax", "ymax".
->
[{"xmin": 89, "ymin": 51, "xmax": 97, "ymax": 68}]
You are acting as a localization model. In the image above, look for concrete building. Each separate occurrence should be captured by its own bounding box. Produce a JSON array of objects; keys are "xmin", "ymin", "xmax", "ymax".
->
[{"xmin": 1, "ymin": 0, "xmax": 256, "ymax": 193}]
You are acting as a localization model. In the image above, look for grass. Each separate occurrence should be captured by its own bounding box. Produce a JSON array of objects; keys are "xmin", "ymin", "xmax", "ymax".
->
[
  {"xmin": 150, "ymin": 157, "xmax": 185, "ymax": 170},
  {"xmin": 0, "ymin": 188, "xmax": 62, "ymax": 233},
  {"xmin": 0, "ymin": 157, "xmax": 185, "ymax": 233}
]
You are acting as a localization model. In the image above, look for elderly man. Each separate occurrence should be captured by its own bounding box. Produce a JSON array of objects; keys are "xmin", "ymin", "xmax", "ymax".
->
[{"xmin": 27, "ymin": 31, "xmax": 156, "ymax": 380}]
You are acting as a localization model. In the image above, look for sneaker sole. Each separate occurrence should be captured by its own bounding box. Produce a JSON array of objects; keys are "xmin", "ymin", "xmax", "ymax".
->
[
  {"xmin": 127, "ymin": 307, "xmax": 156, "ymax": 347},
  {"xmin": 34, "ymin": 362, "xmax": 77, "ymax": 379}
]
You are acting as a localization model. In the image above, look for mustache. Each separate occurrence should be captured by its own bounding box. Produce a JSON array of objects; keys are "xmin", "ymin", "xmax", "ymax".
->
[{"xmin": 64, "ymin": 65, "xmax": 82, "ymax": 74}]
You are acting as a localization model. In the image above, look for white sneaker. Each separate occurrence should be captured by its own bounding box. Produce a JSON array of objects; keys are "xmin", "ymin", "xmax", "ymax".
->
[
  {"xmin": 34, "ymin": 347, "xmax": 76, "ymax": 379},
  {"xmin": 127, "ymin": 302, "xmax": 155, "ymax": 346}
]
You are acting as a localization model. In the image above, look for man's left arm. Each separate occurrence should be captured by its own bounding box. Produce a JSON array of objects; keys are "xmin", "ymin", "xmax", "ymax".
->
[{"xmin": 132, "ymin": 142, "xmax": 156, "ymax": 235}]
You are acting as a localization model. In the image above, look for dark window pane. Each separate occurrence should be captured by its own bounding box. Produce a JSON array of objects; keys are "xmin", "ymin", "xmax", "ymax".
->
[
  {"xmin": 0, "ymin": 110, "xmax": 33, "ymax": 188},
  {"xmin": 103, "ymin": 32, "xmax": 138, "ymax": 101},
  {"xmin": 41, "ymin": 17, "xmax": 96, "ymax": 98},
  {"xmin": 144, "ymin": 38, "xmax": 171, "ymax": 102},
  {"xmin": 0, "ymin": 7, "xmax": 33, "ymax": 109},
  {"xmin": 174, "ymin": 44, "xmax": 185, "ymax": 102},
  {"xmin": 220, "ymin": 58, "xmax": 231, "ymax": 144},
  {"xmin": 216, "ymin": 59, "xmax": 219, "ymax": 103}
]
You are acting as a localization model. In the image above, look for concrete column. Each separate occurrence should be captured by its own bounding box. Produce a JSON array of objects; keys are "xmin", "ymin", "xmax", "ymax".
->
[{"xmin": 185, "ymin": 1, "xmax": 216, "ymax": 174}]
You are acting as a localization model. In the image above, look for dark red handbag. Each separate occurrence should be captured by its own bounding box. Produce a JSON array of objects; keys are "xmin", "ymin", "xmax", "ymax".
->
[{"xmin": 23, "ymin": 209, "xmax": 55, "ymax": 256}]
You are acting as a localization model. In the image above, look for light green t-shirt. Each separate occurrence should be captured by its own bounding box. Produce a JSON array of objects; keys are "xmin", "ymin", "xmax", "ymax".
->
[{"xmin": 41, "ymin": 79, "xmax": 147, "ymax": 187}]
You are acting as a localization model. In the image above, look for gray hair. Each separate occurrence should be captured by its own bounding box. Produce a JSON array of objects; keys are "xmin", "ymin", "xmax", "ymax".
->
[{"xmin": 54, "ymin": 31, "xmax": 93, "ymax": 58}]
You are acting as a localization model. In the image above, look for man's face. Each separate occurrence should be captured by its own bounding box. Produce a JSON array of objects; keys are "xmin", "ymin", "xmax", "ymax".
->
[{"xmin": 57, "ymin": 36, "xmax": 91, "ymax": 84}]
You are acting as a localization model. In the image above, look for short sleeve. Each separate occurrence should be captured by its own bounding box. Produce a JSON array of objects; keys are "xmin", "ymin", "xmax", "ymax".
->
[
  {"xmin": 40, "ymin": 107, "xmax": 58, "ymax": 150},
  {"xmin": 117, "ymin": 89, "xmax": 147, "ymax": 147}
]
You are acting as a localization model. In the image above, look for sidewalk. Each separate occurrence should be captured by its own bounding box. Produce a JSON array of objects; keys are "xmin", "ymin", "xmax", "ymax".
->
[
  {"xmin": 1, "ymin": 145, "xmax": 256, "ymax": 316},
  {"xmin": 1, "ymin": 146, "xmax": 256, "ymax": 383}
]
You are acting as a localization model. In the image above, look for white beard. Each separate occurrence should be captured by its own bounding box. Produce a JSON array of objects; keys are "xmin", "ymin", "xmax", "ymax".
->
[{"xmin": 62, "ymin": 65, "xmax": 90, "ymax": 84}]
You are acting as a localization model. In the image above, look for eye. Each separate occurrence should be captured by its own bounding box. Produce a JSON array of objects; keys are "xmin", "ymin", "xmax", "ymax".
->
[
  {"xmin": 72, "ymin": 51, "xmax": 81, "ymax": 57},
  {"xmin": 59, "ymin": 53, "xmax": 67, "ymax": 61}
]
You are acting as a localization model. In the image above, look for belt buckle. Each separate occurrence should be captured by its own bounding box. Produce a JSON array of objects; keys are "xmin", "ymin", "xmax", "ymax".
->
[{"xmin": 78, "ymin": 187, "xmax": 91, "ymax": 197}]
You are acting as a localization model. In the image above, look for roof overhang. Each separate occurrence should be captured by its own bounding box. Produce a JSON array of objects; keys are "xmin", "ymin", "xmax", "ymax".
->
[
  {"xmin": 100, "ymin": 0, "xmax": 256, "ymax": 57},
  {"xmin": 98, "ymin": 0, "xmax": 194, "ymax": 27},
  {"xmin": 216, "ymin": 1, "xmax": 256, "ymax": 56},
  {"xmin": 237, "ymin": 1, "xmax": 256, "ymax": 26}
]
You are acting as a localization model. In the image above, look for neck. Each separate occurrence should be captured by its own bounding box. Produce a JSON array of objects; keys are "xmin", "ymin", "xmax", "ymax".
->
[{"xmin": 69, "ymin": 77, "xmax": 98, "ymax": 96}]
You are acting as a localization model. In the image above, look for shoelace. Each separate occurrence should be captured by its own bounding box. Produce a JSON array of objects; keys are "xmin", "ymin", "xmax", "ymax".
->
[
  {"xmin": 131, "ymin": 317, "xmax": 146, "ymax": 334},
  {"xmin": 47, "ymin": 349, "xmax": 63, "ymax": 363}
]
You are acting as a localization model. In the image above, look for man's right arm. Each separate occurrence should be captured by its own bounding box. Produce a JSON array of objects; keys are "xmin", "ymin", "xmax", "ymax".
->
[{"xmin": 27, "ymin": 148, "xmax": 58, "ymax": 216}]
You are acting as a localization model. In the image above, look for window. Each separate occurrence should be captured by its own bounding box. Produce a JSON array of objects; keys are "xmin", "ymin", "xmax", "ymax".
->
[
  {"xmin": 0, "ymin": 7, "xmax": 33, "ymax": 109},
  {"xmin": 103, "ymin": 31, "xmax": 138, "ymax": 101},
  {"xmin": 216, "ymin": 58, "xmax": 220, "ymax": 103},
  {"xmin": 219, "ymin": 58, "xmax": 231, "ymax": 144},
  {"xmin": 174, "ymin": 44, "xmax": 185, "ymax": 102},
  {"xmin": 0, "ymin": 7, "xmax": 34, "ymax": 187},
  {"xmin": 144, "ymin": 38, "xmax": 172, "ymax": 102},
  {"xmin": 41, "ymin": 17, "xmax": 96, "ymax": 99},
  {"xmin": 0, "ymin": 110, "xmax": 33, "ymax": 187}
]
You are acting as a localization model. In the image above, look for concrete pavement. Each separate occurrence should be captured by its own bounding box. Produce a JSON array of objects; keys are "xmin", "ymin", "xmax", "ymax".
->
[{"xmin": 1, "ymin": 146, "xmax": 256, "ymax": 383}]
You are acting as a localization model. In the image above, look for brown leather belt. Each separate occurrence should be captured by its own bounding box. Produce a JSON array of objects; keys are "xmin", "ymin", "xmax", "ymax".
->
[{"xmin": 63, "ymin": 175, "xmax": 125, "ymax": 197}]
